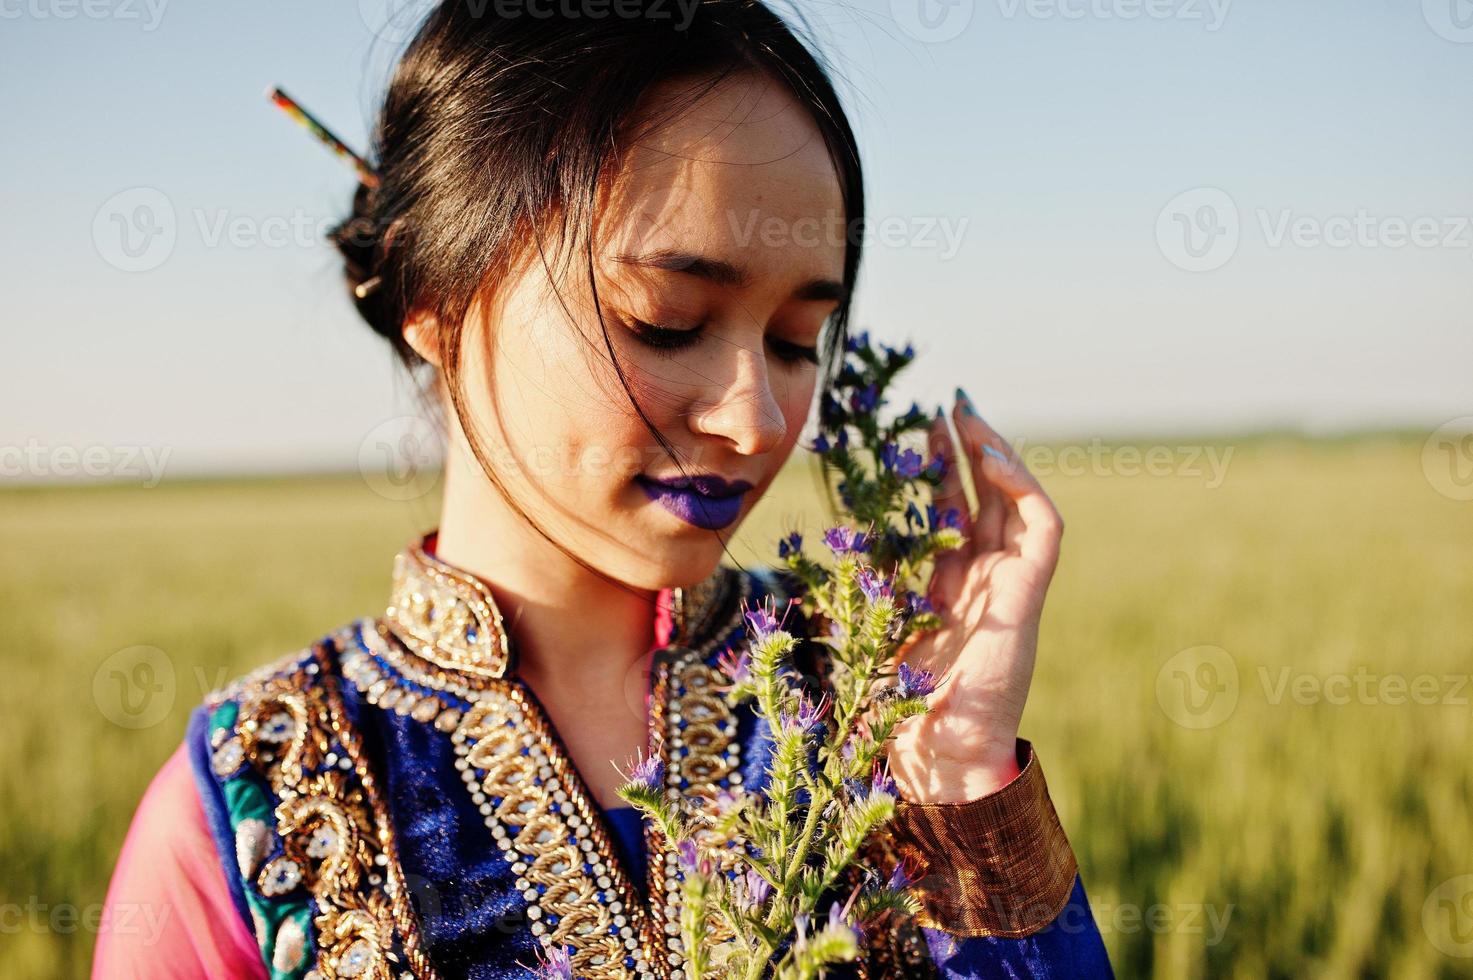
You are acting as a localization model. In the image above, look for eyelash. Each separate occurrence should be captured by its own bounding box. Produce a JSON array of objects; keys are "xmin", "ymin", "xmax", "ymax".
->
[{"xmin": 627, "ymin": 319, "xmax": 820, "ymax": 366}]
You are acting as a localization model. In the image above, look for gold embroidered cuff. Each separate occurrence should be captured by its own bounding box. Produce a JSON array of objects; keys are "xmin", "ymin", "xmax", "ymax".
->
[{"xmin": 887, "ymin": 739, "xmax": 1079, "ymax": 938}]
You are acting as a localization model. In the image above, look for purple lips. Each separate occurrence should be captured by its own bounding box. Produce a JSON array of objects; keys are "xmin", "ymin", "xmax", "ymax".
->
[{"xmin": 636, "ymin": 473, "xmax": 754, "ymax": 530}]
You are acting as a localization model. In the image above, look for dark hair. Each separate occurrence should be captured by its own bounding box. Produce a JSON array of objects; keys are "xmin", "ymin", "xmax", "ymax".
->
[{"xmin": 330, "ymin": 0, "xmax": 865, "ymax": 586}]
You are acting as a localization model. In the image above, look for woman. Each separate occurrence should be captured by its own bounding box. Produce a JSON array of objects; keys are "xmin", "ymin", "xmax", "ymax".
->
[{"xmin": 95, "ymin": 2, "xmax": 1113, "ymax": 977}]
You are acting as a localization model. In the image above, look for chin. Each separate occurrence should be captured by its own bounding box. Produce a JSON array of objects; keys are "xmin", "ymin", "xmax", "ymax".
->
[{"xmin": 621, "ymin": 538, "xmax": 726, "ymax": 592}]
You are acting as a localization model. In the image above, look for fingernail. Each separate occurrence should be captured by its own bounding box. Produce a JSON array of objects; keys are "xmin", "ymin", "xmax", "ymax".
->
[
  {"xmin": 934, "ymin": 406, "xmax": 946, "ymax": 420},
  {"xmin": 955, "ymin": 386, "xmax": 979, "ymax": 418},
  {"xmin": 982, "ymin": 444, "xmax": 1007, "ymax": 464}
]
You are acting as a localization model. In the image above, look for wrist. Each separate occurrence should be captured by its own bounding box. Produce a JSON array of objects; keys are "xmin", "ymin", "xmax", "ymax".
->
[{"xmin": 893, "ymin": 739, "xmax": 1023, "ymax": 804}]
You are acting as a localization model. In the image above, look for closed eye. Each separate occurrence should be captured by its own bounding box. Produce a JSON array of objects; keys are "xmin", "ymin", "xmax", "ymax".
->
[
  {"xmin": 626, "ymin": 318, "xmax": 702, "ymax": 358},
  {"xmin": 769, "ymin": 336, "xmax": 820, "ymax": 366},
  {"xmin": 626, "ymin": 318, "xmax": 818, "ymax": 367}
]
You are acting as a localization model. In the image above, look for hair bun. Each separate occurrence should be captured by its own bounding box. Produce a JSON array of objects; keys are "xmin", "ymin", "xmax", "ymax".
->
[{"xmin": 329, "ymin": 182, "xmax": 394, "ymax": 340}]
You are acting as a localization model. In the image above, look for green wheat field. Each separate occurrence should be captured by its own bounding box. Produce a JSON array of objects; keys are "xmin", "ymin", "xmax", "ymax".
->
[{"xmin": 2, "ymin": 434, "xmax": 1470, "ymax": 978}]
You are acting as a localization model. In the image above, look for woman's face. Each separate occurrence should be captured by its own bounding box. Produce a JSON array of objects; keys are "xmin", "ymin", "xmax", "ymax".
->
[{"xmin": 442, "ymin": 70, "xmax": 847, "ymax": 590}]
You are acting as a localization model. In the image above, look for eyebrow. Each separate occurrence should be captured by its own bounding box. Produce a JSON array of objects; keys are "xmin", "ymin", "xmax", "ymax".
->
[{"xmin": 612, "ymin": 248, "xmax": 846, "ymax": 303}]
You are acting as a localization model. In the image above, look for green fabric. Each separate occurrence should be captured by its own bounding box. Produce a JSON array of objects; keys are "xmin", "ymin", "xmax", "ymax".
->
[{"xmin": 208, "ymin": 700, "xmax": 315, "ymax": 980}]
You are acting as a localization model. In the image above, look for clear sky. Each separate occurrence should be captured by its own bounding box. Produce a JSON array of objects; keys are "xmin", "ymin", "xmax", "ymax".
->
[{"xmin": 3, "ymin": 0, "xmax": 1470, "ymax": 479}]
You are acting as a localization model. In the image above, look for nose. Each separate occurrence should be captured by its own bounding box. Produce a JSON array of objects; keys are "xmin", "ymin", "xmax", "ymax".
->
[{"xmin": 688, "ymin": 340, "xmax": 788, "ymax": 457}]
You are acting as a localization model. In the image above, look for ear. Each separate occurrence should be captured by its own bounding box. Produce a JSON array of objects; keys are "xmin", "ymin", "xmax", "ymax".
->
[{"xmin": 402, "ymin": 308, "xmax": 443, "ymax": 367}]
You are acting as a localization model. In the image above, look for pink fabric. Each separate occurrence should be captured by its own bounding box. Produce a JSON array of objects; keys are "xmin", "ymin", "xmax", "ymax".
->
[{"xmin": 93, "ymin": 742, "xmax": 266, "ymax": 980}]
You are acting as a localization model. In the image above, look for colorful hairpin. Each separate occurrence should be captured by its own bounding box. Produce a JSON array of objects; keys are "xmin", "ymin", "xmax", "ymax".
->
[
  {"xmin": 266, "ymin": 85, "xmax": 380, "ymax": 189},
  {"xmin": 267, "ymin": 86, "xmax": 384, "ymax": 299}
]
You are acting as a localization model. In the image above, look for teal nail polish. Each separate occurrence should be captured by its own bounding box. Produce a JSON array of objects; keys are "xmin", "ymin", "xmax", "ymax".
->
[
  {"xmin": 934, "ymin": 406, "xmax": 946, "ymax": 420},
  {"xmin": 982, "ymin": 444, "xmax": 1007, "ymax": 464},
  {"xmin": 955, "ymin": 386, "xmax": 979, "ymax": 417}
]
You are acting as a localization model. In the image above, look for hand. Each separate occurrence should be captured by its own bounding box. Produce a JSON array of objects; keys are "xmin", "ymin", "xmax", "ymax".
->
[{"xmin": 888, "ymin": 388, "xmax": 1065, "ymax": 804}]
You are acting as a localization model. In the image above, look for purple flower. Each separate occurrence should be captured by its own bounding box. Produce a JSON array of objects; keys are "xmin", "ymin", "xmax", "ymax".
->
[
  {"xmin": 880, "ymin": 442, "xmax": 898, "ymax": 472},
  {"xmin": 924, "ymin": 453, "xmax": 946, "ymax": 480},
  {"xmin": 844, "ymin": 329, "xmax": 871, "ymax": 353},
  {"xmin": 826, "ymin": 902, "xmax": 865, "ymax": 945},
  {"xmin": 620, "ymin": 752, "xmax": 663, "ymax": 793},
  {"xmin": 871, "ymin": 761, "xmax": 897, "ymax": 797},
  {"xmin": 781, "ymin": 693, "xmax": 831, "ymax": 735},
  {"xmin": 849, "ymin": 382, "xmax": 880, "ymax": 414},
  {"xmin": 675, "ymin": 839, "xmax": 711, "ymax": 877},
  {"xmin": 926, "ymin": 503, "xmax": 961, "ymax": 531},
  {"xmin": 809, "ymin": 433, "xmax": 831, "ymax": 453},
  {"xmin": 897, "ymin": 663, "xmax": 938, "ymax": 699},
  {"xmin": 879, "ymin": 442, "xmax": 925, "ymax": 478},
  {"xmin": 718, "ymin": 646, "xmax": 751, "ymax": 685},
  {"xmin": 823, "ymin": 525, "xmax": 870, "ymax": 556},
  {"xmin": 530, "ymin": 942, "xmax": 573, "ymax": 980},
  {"xmin": 736, "ymin": 867, "xmax": 773, "ymax": 912},
  {"xmin": 777, "ymin": 531, "xmax": 804, "ymax": 558},
  {"xmin": 743, "ymin": 597, "xmax": 783, "ymax": 641},
  {"xmin": 857, "ymin": 567, "xmax": 894, "ymax": 603},
  {"xmin": 904, "ymin": 592, "xmax": 934, "ymax": 619},
  {"xmin": 835, "ymin": 427, "xmax": 849, "ymax": 450},
  {"xmin": 887, "ymin": 859, "xmax": 918, "ymax": 893}
]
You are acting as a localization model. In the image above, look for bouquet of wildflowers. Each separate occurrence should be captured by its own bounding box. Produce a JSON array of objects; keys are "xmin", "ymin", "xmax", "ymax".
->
[{"xmin": 610, "ymin": 332, "xmax": 966, "ymax": 979}]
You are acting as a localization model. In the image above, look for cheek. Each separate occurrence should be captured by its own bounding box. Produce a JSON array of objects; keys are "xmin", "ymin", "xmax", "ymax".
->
[{"xmin": 775, "ymin": 368, "xmax": 819, "ymax": 443}]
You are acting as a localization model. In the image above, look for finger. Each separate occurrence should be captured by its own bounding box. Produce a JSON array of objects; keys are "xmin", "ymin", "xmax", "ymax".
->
[
  {"xmin": 926, "ymin": 408, "xmax": 972, "ymax": 607},
  {"xmin": 949, "ymin": 397, "xmax": 1005, "ymax": 555},
  {"xmin": 954, "ymin": 390, "xmax": 1063, "ymax": 566},
  {"xmin": 928, "ymin": 406, "xmax": 971, "ymax": 533}
]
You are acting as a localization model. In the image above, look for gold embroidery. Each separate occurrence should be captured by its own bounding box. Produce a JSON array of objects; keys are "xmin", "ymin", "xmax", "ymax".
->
[
  {"xmin": 216, "ymin": 647, "xmax": 439, "ymax": 980},
  {"xmin": 347, "ymin": 540, "xmax": 761, "ymax": 977},
  {"xmin": 386, "ymin": 545, "xmax": 514, "ymax": 679},
  {"xmin": 453, "ymin": 685, "xmax": 650, "ymax": 977},
  {"xmin": 385, "ymin": 532, "xmax": 717, "ymax": 682}
]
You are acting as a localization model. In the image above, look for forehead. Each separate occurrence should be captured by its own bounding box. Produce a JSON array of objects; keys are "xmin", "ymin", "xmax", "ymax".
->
[{"xmin": 597, "ymin": 71, "xmax": 846, "ymax": 286}]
